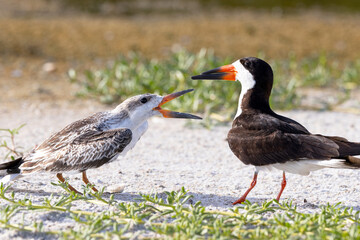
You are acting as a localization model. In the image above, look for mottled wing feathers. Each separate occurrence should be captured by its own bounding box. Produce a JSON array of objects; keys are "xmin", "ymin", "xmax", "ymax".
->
[
  {"xmin": 72, "ymin": 130, "xmax": 130, "ymax": 144},
  {"xmin": 36, "ymin": 112, "xmax": 105, "ymax": 151},
  {"xmin": 20, "ymin": 128, "xmax": 132, "ymax": 173}
]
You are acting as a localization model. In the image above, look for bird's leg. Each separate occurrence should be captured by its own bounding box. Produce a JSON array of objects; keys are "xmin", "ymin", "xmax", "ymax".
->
[
  {"xmin": 232, "ymin": 171, "xmax": 258, "ymax": 205},
  {"xmin": 82, "ymin": 171, "xmax": 98, "ymax": 192},
  {"xmin": 56, "ymin": 173, "xmax": 81, "ymax": 194},
  {"xmin": 276, "ymin": 171, "xmax": 287, "ymax": 201}
]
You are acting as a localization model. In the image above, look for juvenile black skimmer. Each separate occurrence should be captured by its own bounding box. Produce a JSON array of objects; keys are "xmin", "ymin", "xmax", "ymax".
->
[
  {"xmin": 0, "ymin": 89, "xmax": 201, "ymax": 193},
  {"xmin": 192, "ymin": 57, "xmax": 360, "ymax": 204}
]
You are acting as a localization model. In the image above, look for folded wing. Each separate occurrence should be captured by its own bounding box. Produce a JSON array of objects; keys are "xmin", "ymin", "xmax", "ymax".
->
[
  {"xmin": 20, "ymin": 128, "xmax": 132, "ymax": 173},
  {"xmin": 228, "ymin": 128, "xmax": 340, "ymax": 166}
]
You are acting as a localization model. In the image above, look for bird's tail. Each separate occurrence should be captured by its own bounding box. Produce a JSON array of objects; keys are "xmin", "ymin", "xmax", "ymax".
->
[
  {"xmin": 322, "ymin": 136, "xmax": 360, "ymax": 168},
  {"xmin": 326, "ymin": 136, "xmax": 360, "ymax": 157},
  {"xmin": 0, "ymin": 157, "xmax": 23, "ymax": 185},
  {"xmin": 0, "ymin": 157, "xmax": 23, "ymax": 174}
]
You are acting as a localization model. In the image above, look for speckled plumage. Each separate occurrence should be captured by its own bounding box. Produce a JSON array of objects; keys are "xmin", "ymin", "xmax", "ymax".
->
[
  {"xmin": 20, "ymin": 112, "xmax": 133, "ymax": 173},
  {"xmin": 18, "ymin": 93, "xmax": 160, "ymax": 174},
  {"xmin": 0, "ymin": 90, "xmax": 200, "ymax": 192}
]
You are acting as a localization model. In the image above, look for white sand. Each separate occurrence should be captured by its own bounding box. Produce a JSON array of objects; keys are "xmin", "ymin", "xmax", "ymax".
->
[{"xmin": 0, "ymin": 102, "xmax": 360, "ymax": 238}]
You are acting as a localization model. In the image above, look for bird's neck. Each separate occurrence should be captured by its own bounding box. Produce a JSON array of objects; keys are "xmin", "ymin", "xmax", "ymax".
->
[
  {"xmin": 234, "ymin": 91, "xmax": 246, "ymax": 118},
  {"xmin": 235, "ymin": 88, "xmax": 272, "ymax": 118},
  {"xmin": 103, "ymin": 110, "xmax": 147, "ymax": 131},
  {"xmin": 110, "ymin": 105, "xmax": 152, "ymax": 130}
]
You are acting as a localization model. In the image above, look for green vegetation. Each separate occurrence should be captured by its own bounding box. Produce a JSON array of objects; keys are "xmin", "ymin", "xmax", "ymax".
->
[
  {"xmin": 60, "ymin": 0, "xmax": 360, "ymax": 14},
  {"xmin": 0, "ymin": 185, "xmax": 360, "ymax": 239},
  {"xmin": 0, "ymin": 124, "xmax": 25, "ymax": 161},
  {"xmin": 69, "ymin": 48, "xmax": 240, "ymax": 122},
  {"xmin": 69, "ymin": 49, "xmax": 360, "ymax": 120}
]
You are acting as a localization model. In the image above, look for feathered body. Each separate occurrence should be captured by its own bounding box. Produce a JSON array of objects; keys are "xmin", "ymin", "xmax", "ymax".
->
[
  {"xmin": 228, "ymin": 109, "xmax": 360, "ymax": 176},
  {"xmin": 192, "ymin": 57, "xmax": 360, "ymax": 204},
  {"xmin": 16, "ymin": 94, "xmax": 159, "ymax": 175},
  {"xmin": 0, "ymin": 90, "xmax": 200, "ymax": 191}
]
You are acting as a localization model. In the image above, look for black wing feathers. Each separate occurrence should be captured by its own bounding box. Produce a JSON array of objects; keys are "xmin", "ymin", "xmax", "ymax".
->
[
  {"xmin": 228, "ymin": 128, "xmax": 339, "ymax": 166},
  {"xmin": 228, "ymin": 111, "xmax": 360, "ymax": 166},
  {"xmin": 324, "ymin": 136, "xmax": 360, "ymax": 157},
  {"xmin": 0, "ymin": 157, "xmax": 23, "ymax": 174}
]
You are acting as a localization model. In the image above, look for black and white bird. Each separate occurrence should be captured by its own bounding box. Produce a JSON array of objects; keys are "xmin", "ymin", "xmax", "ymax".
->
[
  {"xmin": 192, "ymin": 57, "xmax": 360, "ymax": 204},
  {"xmin": 0, "ymin": 89, "xmax": 201, "ymax": 193}
]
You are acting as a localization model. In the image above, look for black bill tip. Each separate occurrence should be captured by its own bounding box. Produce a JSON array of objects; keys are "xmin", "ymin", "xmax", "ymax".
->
[
  {"xmin": 168, "ymin": 111, "xmax": 203, "ymax": 120},
  {"xmin": 191, "ymin": 73, "xmax": 230, "ymax": 80}
]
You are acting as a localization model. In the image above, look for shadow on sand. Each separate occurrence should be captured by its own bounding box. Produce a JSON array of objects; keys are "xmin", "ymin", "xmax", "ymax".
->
[
  {"xmin": 9, "ymin": 187, "xmax": 360, "ymax": 211},
  {"xmin": 8, "ymin": 186, "xmax": 264, "ymax": 208}
]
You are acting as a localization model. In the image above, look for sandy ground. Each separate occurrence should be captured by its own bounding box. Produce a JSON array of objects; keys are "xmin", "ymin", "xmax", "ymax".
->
[{"xmin": 0, "ymin": 101, "xmax": 360, "ymax": 238}]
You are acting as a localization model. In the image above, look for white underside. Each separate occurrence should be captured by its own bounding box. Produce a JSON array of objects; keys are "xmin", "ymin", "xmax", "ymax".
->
[
  {"xmin": 0, "ymin": 173, "xmax": 21, "ymax": 185},
  {"xmin": 255, "ymin": 159, "xmax": 348, "ymax": 176},
  {"xmin": 119, "ymin": 121, "xmax": 148, "ymax": 157}
]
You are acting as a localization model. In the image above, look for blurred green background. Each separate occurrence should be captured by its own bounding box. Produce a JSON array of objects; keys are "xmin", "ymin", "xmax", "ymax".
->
[{"xmin": 1, "ymin": 0, "xmax": 360, "ymax": 121}]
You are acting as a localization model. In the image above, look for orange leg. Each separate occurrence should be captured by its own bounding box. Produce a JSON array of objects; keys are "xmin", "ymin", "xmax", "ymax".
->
[
  {"xmin": 276, "ymin": 171, "xmax": 287, "ymax": 201},
  {"xmin": 56, "ymin": 173, "xmax": 81, "ymax": 194},
  {"xmin": 232, "ymin": 172, "xmax": 258, "ymax": 205},
  {"xmin": 82, "ymin": 171, "xmax": 98, "ymax": 192}
]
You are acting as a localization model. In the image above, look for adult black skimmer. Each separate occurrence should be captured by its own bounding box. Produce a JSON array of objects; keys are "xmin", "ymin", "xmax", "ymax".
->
[
  {"xmin": 0, "ymin": 89, "xmax": 201, "ymax": 193},
  {"xmin": 192, "ymin": 57, "xmax": 360, "ymax": 204}
]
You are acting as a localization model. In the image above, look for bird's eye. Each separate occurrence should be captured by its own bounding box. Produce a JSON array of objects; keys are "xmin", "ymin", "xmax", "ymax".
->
[
  {"xmin": 240, "ymin": 59, "xmax": 251, "ymax": 69},
  {"xmin": 140, "ymin": 97, "xmax": 148, "ymax": 104},
  {"xmin": 243, "ymin": 60, "xmax": 251, "ymax": 69}
]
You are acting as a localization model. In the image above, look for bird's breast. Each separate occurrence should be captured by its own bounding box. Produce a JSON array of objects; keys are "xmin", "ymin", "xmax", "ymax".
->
[
  {"xmin": 227, "ymin": 128, "xmax": 249, "ymax": 165},
  {"xmin": 120, "ymin": 121, "xmax": 148, "ymax": 156}
]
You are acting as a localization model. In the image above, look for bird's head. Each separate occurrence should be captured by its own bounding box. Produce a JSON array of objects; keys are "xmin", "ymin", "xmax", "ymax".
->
[
  {"xmin": 191, "ymin": 57, "xmax": 273, "ymax": 98},
  {"xmin": 116, "ymin": 89, "xmax": 201, "ymax": 125}
]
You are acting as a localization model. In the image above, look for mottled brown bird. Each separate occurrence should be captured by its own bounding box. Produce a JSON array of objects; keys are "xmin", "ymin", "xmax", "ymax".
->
[{"xmin": 0, "ymin": 89, "xmax": 201, "ymax": 193}]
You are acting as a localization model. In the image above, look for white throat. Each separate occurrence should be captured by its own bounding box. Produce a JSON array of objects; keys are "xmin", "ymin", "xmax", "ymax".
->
[
  {"xmin": 232, "ymin": 60, "xmax": 256, "ymax": 119},
  {"xmin": 108, "ymin": 108, "xmax": 149, "ymax": 131}
]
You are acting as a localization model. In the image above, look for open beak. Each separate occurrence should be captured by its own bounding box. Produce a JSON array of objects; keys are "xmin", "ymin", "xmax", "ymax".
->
[
  {"xmin": 153, "ymin": 89, "xmax": 202, "ymax": 119},
  {"xmin": 191, "ymin": 64, "xmax": 236, "ymax": 81}
]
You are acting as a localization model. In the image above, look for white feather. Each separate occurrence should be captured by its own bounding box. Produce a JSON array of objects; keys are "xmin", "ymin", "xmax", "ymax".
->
[
  {"xmin": 0, "ymin": 174, "xmax": 21, "ymax": 185},
  {"xmin": 232, "ymin": 60, "xmax": 256, "ymax": 118},
  {"xmin": 255, "ymin": 159, "xmax": 349, "ymax": 176},
  {"xmin": 0, "ymin": 170, "xmax": 8, "ymax": 176},
  {"xmin": 120, "ymin": 121, "xmax": 148, "ymax": 157}
]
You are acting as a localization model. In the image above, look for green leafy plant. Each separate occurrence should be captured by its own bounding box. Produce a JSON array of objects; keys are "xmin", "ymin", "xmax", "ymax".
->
[
  {"xmin": 69, "ymin": 48, "xmax": 241, "ymax": 122},
  {"xmin": 0, "ymin": 124, "xmax": 25, "ymax": 160},
  {"xmin": 0, "ymin": 185, "xmax": 359, "ymax": 239},
  {"xmin": 69, "ymin": 49, "xmax": 360, "ymax": 120}
]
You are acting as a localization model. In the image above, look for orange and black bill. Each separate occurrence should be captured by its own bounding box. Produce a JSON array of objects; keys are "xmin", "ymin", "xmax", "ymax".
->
[
  {"xmin": 154, "ymin": 89, "xmax": 202, "ymax": 119},
  {"xmin": 191, "ymin": 64, "xmax": 236, "ymax": 81}
]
